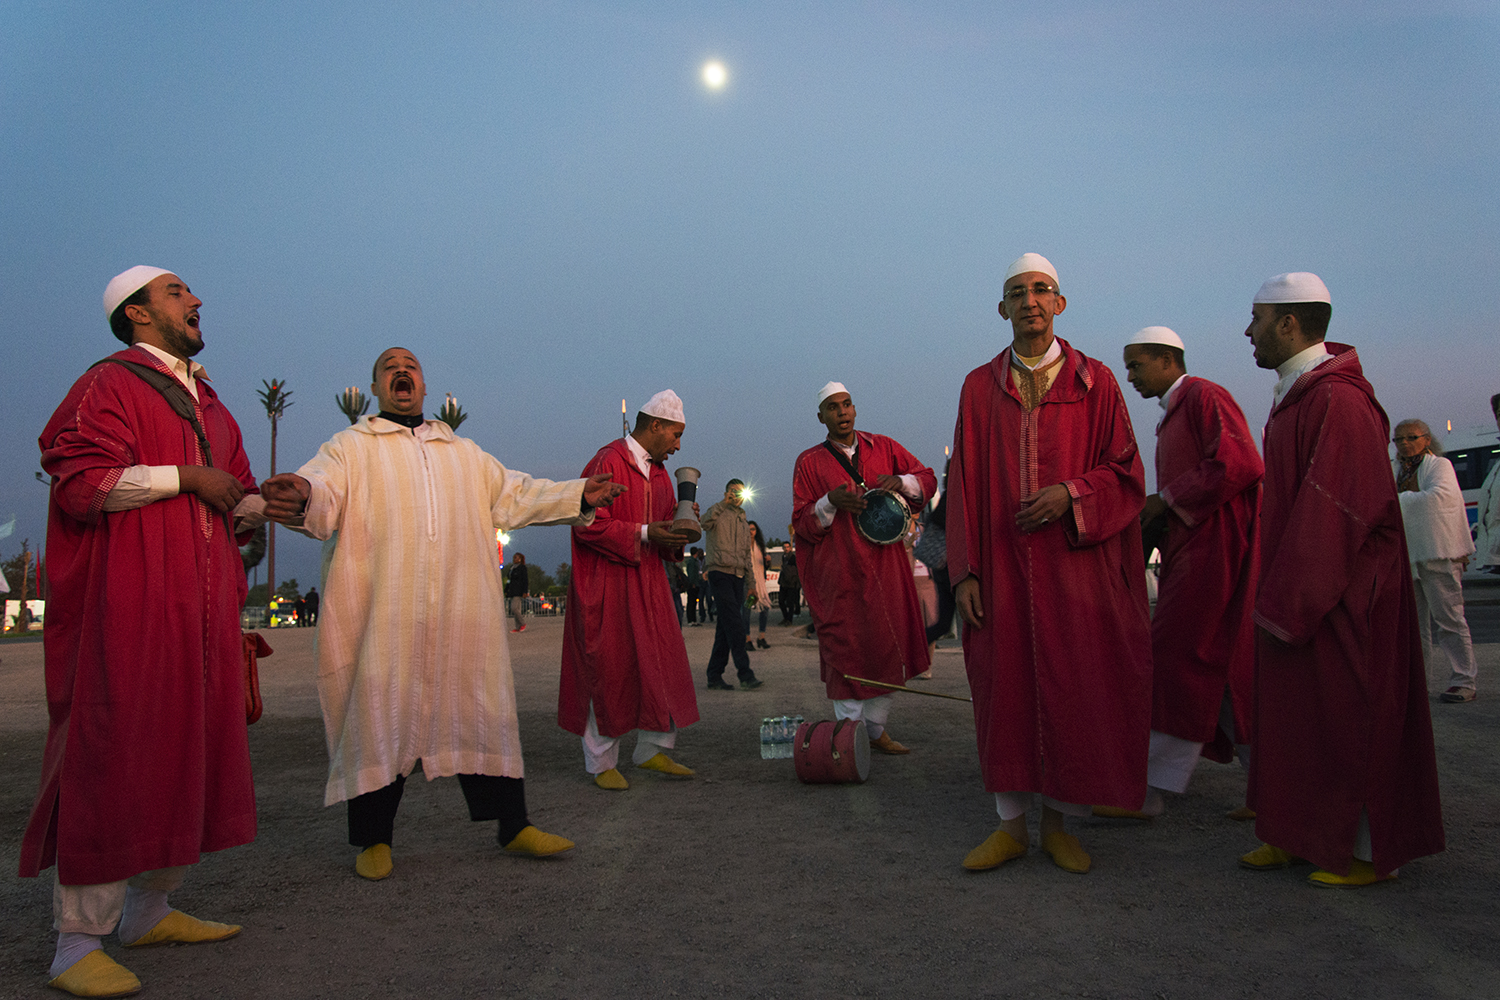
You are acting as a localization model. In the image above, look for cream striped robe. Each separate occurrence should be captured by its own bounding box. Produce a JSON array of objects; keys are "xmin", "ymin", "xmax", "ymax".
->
[{"xmin": 296, "ymin": 416, "xmax": 591, "ymax": 805}]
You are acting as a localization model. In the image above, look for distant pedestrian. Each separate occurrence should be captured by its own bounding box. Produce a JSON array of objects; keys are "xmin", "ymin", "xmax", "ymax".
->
[
  {"xmin": 1474, "ymin": 394, "xmax": 1500, "ymax": 573},
  {"xmin": 743, "ymin": 521, "xmax": 771, "ymax": 651},
  {"xmin": 1392, "ymin": 418, "xmax": 1478, "ymax": 703},
  {"xmin": 506, "ymin": 553, "xmax": 529, "ymax": 633},
  {"xmin": 776, "ymin": 527, "xmax": 801, "ymax": 625},
  {"xmin": 304, "ymin": 587, "xmax": 320, "ymax": 626},
  {"xmin": 701, "ymin": 480, "xmax": 760, "ymax": 690},
  {"xmin": 683, "ymin": 548, "xmax": 705, "ymax": 625}
]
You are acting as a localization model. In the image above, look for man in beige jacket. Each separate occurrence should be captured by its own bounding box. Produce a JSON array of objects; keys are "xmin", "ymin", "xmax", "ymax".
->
[{"xmin": 701, "ymin": 479, "xmax": 762, "ymax": 690}]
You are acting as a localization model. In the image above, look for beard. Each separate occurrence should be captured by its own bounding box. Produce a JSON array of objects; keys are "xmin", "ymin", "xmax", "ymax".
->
[{"xmin": 160, "ymin": 317, "xmax": 205, "ymax": 358}]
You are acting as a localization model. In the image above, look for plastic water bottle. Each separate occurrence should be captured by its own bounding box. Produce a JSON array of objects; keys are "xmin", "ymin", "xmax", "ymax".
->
[{"xmin": 759, "ymin": 718, "xmax": 775, "ymax": 759}]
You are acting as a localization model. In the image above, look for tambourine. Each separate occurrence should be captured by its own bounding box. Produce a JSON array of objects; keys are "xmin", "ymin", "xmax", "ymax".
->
[{"xmin": 855, "ymin": 488, "xmax": 913, "ymax": 545}]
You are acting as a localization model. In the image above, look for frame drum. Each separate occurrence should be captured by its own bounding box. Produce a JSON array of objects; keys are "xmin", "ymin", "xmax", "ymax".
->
[{"xmin": 855, "ymin": 488, "xmax": 912, "ymax": 545}]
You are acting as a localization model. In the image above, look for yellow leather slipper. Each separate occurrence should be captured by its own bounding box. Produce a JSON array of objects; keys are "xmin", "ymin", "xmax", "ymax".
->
[
  {"xmin": 503, "ymin": 826, "xmax": 576, "ymax": 858},
  {"xmin": 594, "ymin": 768, "xmax": 629, "ymax": 790},
  {"xmin": 1042, "ymin": 831, "xmax": 1092, "ymax": 874},
  {"xmin": 355, "ymin": 843, "xmax": 393, "ymax": 881},
  {"xmin": 122, "ymin": 910, "xmax": 240, "ymax": 947},
  {"xmin": 1308, "ymin": 859, "xmax": 1397, "ymax": 888},
  {"xmin": 637, "ymin": 753, "xmax": 695, "ymax": 777},
  {"xmin": 48, "ymin": 950, "xmax": 141, "ymax": 998},
  {"xmin": 962, "ymin": 829, "xmax": 1028, "ymax": 871}
]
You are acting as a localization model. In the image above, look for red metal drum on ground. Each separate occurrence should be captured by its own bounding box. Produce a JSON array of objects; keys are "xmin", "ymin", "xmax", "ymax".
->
[{"xmin": 793, "ymin": 718, "xmax": 871, "ymax": 784}]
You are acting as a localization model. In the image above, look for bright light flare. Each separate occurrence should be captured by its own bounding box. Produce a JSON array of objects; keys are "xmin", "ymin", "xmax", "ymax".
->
[
  {"xmin": 496, "ymin": 530, "xmax": 511, "ymax": 545},
  {"xmin": 702, "ymin": 60, "xmax": 728, "ymax": 90},
  {"xmin": 738, "ymin": 485, "xmax": 755, "ymax": 504}
]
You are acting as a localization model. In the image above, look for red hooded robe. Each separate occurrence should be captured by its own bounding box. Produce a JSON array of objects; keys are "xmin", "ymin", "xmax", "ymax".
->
[
  {"xmin": 20, "ymin": 349, "xmax": 258, "ymax": 885},
  {"xmin": 1151, "ymin": 376, "xmax": 1262, "ymax": 757},
  {"xmin": 1251, "ymin": 343, "xmax": 1443, "ymax": 876},
  {"xmin": 947, "ymin": 339, "xmax": 1152, "ymax": 809},
  {"xmin": 559, "ymin": 438, "xmax": 699, "ymax": 738},
  {"xmin": 793, "ymin": 431, "xmax": 936, "ymax": 700}
]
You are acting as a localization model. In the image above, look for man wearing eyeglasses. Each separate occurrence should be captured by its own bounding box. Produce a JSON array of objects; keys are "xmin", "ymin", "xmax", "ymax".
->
[
  {"xmin": 1238, "ymin": 272, "xmax": 1443, "ymax": 887},
  {"xmin": 947, "ymin": 253, "xmax": 1152, "ymax": 875}
]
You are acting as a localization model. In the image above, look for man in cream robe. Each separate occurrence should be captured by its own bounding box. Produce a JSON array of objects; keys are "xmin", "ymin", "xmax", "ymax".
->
[{"xmin": 263, "ymin": 347, "xmax": 625, "ymax": 880}]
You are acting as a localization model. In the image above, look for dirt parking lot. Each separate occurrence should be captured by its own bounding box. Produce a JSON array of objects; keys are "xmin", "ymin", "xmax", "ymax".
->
[{"xmin": 0, "ymin": 612, "xmax": 1496, "ymax": 999}]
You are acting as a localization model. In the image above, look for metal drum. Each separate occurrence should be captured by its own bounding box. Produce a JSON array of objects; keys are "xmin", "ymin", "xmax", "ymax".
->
[
  {"xmin": 793, "ymin": 718, "xmax": 870, "ymax": 784},
  {"xmin": 855, "ymin": 488, "xmax": 912, "ymax": 545}
]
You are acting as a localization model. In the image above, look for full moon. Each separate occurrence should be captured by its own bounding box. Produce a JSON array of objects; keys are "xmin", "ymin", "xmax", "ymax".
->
[{"xmin": 702, "ymin": 60, "xmax": 727, "ymax": 90}]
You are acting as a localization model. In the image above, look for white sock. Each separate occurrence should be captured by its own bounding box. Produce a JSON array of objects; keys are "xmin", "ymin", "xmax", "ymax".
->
[
  {"xmin": 50, "ymin": 932, "xmax": 102, "ymax": 978},
  {"xmin": 117, "ymin": 887, "xmax": 171, "ymax": 945}
]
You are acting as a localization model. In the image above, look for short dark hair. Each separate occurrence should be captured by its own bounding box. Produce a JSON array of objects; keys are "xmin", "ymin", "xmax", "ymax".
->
[
  {"xmin": 108, "ymin": 285, "xmax": 153, "ymax": 345},
  {"xmin": 726, "ymin": 478, "xmax": 744, "ymax": 491},
  {"xmin": 1272, "ymin": 302, "xmax": 1332, "ymax": 340},
  {"xmin": 1133, "ymin": 343, "xmax": 1186, "ymax": 371},
  {"xmin": 633, "ymin": 412, "xmax": 665, "ymax": 434},
  {"xmin": 372, "ymin": 348, "xmax": 417, "ymax": 382}
]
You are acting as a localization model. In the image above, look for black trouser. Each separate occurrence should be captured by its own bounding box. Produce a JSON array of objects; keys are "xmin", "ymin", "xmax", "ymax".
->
[
  {"xmin": 347, "ymin": 772, "xmax": 529, "ymax": 848},
  {"xmin": 705, "ymin": 570, "xmax": 754, "ymax": 683},
  {"xmin": 925, "ymin": 565, "xmax": 956, "ymax": 644},
  {"xmin": 685, "ymin": 585, "xmax": 702, "ymax": 622},
  {"xmin": 778, "ymin": 583, "xmax": 801, "ymax": 624}
]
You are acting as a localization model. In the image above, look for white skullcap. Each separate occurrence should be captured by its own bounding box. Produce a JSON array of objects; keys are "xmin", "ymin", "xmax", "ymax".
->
[
  {"xmin": 1126, "ymin": 326, "xmax": 1185, "ymax": 350},
  {"xmin": 1253, "ymin": 272, "xmax": 1330, "ymax": 305},
  {"xmin": 639, "ymin": 389, "xmax": 685, "ymax": 424},
  {"xmin": 104, "ymin": 266, "xmax": 173, "ymax": 318},
  {"xmin": 817, "ymin": 381, "xmax": 849, "ymax": 406},
  {"xmin": 1003, "ymin": 253, "xmax": 1059, "ymax": 285}
]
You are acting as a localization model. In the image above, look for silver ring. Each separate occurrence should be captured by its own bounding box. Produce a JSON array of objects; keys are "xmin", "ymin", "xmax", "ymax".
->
[{"xmin": 1041, "ymin": 516, "xmax": 1049, "ymax": 523}]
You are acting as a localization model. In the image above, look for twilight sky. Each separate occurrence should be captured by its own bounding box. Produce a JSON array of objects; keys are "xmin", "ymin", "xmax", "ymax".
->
[{"xmin": 3, "ymin": 1, "xmax": 1497, "ymax": 589}]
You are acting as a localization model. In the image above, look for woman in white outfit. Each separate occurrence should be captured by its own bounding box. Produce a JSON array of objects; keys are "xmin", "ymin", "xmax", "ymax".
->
[{"xmin": 1393, "ymin": 418, "xmax": 1478, "ymax": 703}]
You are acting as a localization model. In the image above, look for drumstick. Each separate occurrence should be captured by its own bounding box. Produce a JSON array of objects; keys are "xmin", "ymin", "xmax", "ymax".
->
[{"xmin": 842, "ymin": 674, "xmax": 972, "ymax": 702}]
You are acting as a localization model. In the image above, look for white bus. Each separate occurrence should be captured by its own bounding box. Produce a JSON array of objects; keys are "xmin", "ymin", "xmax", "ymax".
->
[{"xmin": 1436, "ymin": 424, "xmax": 1500, "ymax": 537}]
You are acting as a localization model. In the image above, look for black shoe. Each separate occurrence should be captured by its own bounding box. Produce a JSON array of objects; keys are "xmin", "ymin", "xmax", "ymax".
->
[
  {"xmin": 739, "ymin": 677, "xmax": 763, "ymax": 690},
  {"xmin": 756, "ymin": 638, "xmax": 770, "ymax": 650},
  {"xmin": 745, "ymin": 643, "xmax": 756, "ymax": 653},
  {"xmin": 706, "ymin": 679, "xmax": 735, "ymax": 691}
]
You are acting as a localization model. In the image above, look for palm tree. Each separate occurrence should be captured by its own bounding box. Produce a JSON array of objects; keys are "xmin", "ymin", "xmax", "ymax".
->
[
  {"xmin": 257, "ymin": 379, "xmax": 293, "ymax": 604},
  {"xmin": 435, "ymin": 393, "xmax": 468, "ymax": 431},
  {"xmin": 336, "ymin": 386, "xmax": 370, "ymax": 425}
]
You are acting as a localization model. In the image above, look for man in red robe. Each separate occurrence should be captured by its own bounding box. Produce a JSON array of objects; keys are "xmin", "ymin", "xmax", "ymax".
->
[
  {"xmin": 948, "ymin": 253, "xmax": 1152, "ymax": 875},
  {"xmin": 1240, "ymin": 271, "xmax": 1444, "ymax": 886},
  {"xmin": 560, "ymin": 390, "xmax": 701, "ymax": 790},
  {"xmin": 793, "ymin": 381, "xmax": 936, "ymax": 754},
  {"xmin": 1110, "ymin": 326, "xmax": 1260, "ymax": 821},
  {"xmin": 21, "ymin": 266, "xmax": 264, "ymax": 996}
]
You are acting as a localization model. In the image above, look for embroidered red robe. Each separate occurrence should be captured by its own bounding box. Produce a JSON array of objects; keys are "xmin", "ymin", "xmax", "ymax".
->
[
  {"xmin": 1151, "ymin": 376, "xmax": 1262, "ymax": 756},
  {"xmin": 792, "ymin": 431, "xmax": 936, "ymax": 700},
  {"xmin": 947, "ymin": 339, "xmax": 1152, "ymax": 808},
  {"xmin": 559, "ymin": 438, "xmax": 699, "ymax": 738},
  {"xmin": 21, "ymin": 349, "xmax": 258, "ymax": 885},
  {"xmin": 1251, "ymin": 343, "xmax": 1443, "ymax": 876}
]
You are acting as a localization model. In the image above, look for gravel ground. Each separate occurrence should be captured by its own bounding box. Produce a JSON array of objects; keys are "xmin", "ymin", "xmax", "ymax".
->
[{"xmin": 0, "ymin": 610, "xmax": 1496, "ymax": 999}]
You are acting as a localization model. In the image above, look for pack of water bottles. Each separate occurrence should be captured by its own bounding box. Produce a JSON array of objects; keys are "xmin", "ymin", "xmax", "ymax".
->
[{"xmin": 759, "ymin": 715, "xmax": 804, "ymax": 759}]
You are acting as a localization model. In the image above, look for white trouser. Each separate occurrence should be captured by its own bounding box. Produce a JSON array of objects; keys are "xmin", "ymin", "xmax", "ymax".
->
[
  {"xmin": 582, "ymin": 702, "xmax": 675, "ymax": 774},
  {"xmin": 1146, "ymin": 691, "xmax": 1251, "ymax": 794},
  {"xmin": 1413, "ymin": 559, "xmax": 1479, "ymax": 689},
  {"xmin": 832, "ymin": 694, "xmax": 893, "ymax": 739},
  {"xmin": 53, "ymin": 866, "xmax": 189, "ymax": 935},
  {"xmin": 993, "ymin": 793, "xmax": 1091, "ymax": 822}
]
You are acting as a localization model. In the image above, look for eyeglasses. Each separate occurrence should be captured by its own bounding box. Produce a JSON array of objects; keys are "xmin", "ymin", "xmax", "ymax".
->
[
  {"xmin": 1003, "ymin": 282, "xmax": 1058, "ymax": 303},
  {"xmin": 1392, "ymin": 434, "xmax": 1428, "ymax": 443}
]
